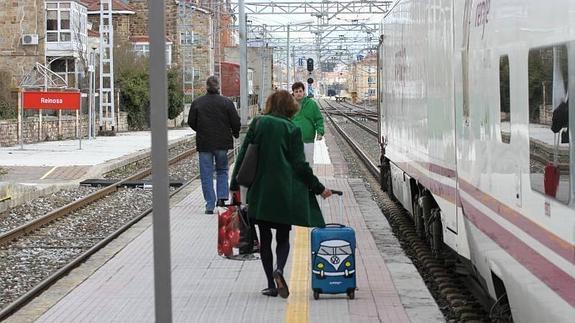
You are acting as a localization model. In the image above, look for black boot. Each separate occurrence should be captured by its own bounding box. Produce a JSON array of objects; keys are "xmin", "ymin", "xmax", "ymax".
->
[
  {"xmin": 261, "ymin": 288, "xmax": 278, "ymax": 297},
  {"xmin": 273, "ymin": 269, "xmax": 289, "ymax": 298}
]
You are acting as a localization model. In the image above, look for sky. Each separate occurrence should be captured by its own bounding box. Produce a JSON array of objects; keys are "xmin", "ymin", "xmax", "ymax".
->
[
  {"xmin": 241, "ymin": 0, "xmax": 383, "ymax": 26},
  {"xmin": 237, "ymin": 0, "xmax": 385, "ymax": 63}
]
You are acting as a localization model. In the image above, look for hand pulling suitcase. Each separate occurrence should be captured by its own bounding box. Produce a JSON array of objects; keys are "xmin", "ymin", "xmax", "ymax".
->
[{"xmin": 311, "ymin": 190, "xmax": 356, "ymax": 300}]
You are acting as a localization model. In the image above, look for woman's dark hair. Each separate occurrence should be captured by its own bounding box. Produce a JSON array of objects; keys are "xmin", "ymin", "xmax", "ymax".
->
[{"xmin": 263, "ymin": 90, "xmax": 299, "ymax": 118}]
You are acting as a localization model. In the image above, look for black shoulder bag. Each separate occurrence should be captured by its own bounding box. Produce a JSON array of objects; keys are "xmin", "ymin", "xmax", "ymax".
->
[{"xmin": 235, "ymin": 118, "xmax": 260, "ymax": 187}]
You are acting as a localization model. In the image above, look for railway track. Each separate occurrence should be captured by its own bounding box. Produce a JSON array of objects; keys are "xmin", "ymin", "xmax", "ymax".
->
[
  {"xmin": 0, "ymin": 148, "xmax": 194, "ymax": 248},
  {"xmin": 321, "ymin": 99, "xmax": 492, "ymax": 322},
  {"xmin": 0, "ymin": 140, "xmax": 236, "ymax": 320},
  {"xmin": 321, "ymin": 100, "xmax": 378, "ymax": 137}
]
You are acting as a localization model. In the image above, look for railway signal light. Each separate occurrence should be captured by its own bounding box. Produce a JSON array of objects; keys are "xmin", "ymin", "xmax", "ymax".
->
[{"xmin": 307, "ymin": 58, "xmax": 314, "ymax": 72}]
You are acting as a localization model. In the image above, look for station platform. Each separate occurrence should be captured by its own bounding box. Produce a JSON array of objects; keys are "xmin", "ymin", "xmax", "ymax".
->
[
  {"xmin": 4, "ymin": 133, "xmax": 443, "ymax": 323},
  {"xmin": 0, "ymin": 129, "xmax": 193, "ymax": 208}
]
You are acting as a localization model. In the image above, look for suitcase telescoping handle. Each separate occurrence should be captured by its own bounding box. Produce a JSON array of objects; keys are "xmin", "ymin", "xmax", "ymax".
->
[
  {"xmin": 324, "ymin": 223, "xmax": 346, "ymax": 228},
  {"xmin": 323, "ymin": 189, "xmax": 344, "ymax": 225}
]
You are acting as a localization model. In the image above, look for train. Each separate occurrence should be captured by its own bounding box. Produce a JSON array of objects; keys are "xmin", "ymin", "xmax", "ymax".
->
[{"xmin": 377, "ymin": 1, "xmax": 575, "ymax": 322}]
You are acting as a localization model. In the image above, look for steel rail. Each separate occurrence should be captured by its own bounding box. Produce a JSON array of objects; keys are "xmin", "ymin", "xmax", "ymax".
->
[
  {"xmin": 321, "ymin": 99, "xmax": 378, "ymax": 137},
  {"xmin": 0, "ymin": 149, "xmax": 194, "ymax": 247},
  {"xmin": 321, "ymin": 101, "xmax": 380, "ymax": 179}
]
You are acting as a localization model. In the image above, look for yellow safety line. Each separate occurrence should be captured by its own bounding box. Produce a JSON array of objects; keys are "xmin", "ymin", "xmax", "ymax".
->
[
  {"xmin": 40, "ymin": 166, "xmax": 58, "ymax": 180},
  {"xmin": 285, "ymin": 226, "xmax": 310, "ymax": 323}
]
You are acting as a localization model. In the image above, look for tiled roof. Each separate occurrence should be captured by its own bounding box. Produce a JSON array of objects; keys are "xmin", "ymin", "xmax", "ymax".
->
[
  {"xmin": 83, "ymin": 0, "xmax": 134, "ymax": 12},
  {"xmin": 88, "ymin": 29, "xmax": 100, "ymax": 37}
]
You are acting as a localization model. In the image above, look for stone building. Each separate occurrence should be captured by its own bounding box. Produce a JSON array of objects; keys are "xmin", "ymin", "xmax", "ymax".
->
[
  {"xmin": 84, "ymin": 0, "xmax": 135, "ymax": 41},
  {"xmin": 0, "ymin": 0, "xmax": 46, "ymax": 88},
  {"xmin": 85, "ymin": 1, "xmax": 220, "ymax": 97},
  {"xmin": 127, "ymin": 0, "xmax": 214, "ymax": 96},
  {"xmin": 0, "ymin": 0, "xmax": 89, "ymax": 90},
  {"xmin": 348, "ymin": 53, "xmax": 377, "ymax": 103}
]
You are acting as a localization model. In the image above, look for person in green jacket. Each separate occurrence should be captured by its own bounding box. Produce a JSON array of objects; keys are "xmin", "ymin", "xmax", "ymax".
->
[
  {"xmin": 230, "ymin": 90, "xmax": 333, "ymax": 298},
  {"xmin": 291, "ymin": 81, "xmax": 325, "ymax": 166}
]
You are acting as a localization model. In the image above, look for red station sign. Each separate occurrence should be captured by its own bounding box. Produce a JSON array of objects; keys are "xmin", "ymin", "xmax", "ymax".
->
[{"xmin": 22, "ymin": 91, "xmax": 81, "ymax": 110}]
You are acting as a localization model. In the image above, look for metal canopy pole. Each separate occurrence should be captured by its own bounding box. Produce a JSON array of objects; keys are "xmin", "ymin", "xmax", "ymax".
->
[
  {"xmin": 286, "ymin": 25, "xmax": 290, "ymax": 88},
  {"xmin": 258, "ymin": 25, "xmax": 267, "ymax": 110},
  {"xmin": 239, "ymin": 0, "xmax": 248, "ymax": 126},
  {"xmin": 292, "ymin": 46, "xmax": 296, "ymax": 84},
  {"xmin": 149, "ymin": 0, "xmax": 173, "ymax": 322}
]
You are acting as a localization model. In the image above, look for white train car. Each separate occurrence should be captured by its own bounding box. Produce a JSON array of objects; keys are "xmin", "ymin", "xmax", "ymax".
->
[{"xmin": 378, "ymin": 0, "xmax": 575, "ymax": 321}]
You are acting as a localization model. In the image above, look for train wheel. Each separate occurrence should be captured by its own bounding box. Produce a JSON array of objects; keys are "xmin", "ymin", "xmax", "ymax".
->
[
  {"xmin": 414, "ymin": 195, "xmax": 424, "ymax": 238},
  {"xmin": 382, "ymin": 162, "xmax": 394, "ymax": 198}
]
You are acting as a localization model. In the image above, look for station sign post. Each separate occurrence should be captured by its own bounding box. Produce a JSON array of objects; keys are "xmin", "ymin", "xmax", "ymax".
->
[{"xmin": 21, "ymin": 90, "xmax": 82, "ymax": 150}]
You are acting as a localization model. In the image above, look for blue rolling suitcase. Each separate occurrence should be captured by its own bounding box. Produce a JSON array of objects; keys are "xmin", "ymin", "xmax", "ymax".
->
[{"xmin": 311, "ymin": 191, "xmax": 357, "ymax": 300}]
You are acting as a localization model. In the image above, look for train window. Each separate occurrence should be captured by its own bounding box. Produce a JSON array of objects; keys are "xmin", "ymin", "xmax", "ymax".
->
[
  {"xmin": 528, "ymin": 45, "xmax": 570, "ymax": 204},
  {"xmin": 499, "ymin": 55, "xmax": 510, "ymax": 144}
]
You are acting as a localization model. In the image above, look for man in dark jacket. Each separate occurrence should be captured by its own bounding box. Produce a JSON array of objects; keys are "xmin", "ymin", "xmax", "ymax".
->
[{"xmin": 188, "ymin": 76, "xmax": 241, "ymax": 214}]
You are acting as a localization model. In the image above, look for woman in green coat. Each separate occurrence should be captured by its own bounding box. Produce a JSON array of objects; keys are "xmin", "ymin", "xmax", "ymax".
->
[{"xmin": 230, "ymin": 90, "xmax": 332, "ymax": 298}]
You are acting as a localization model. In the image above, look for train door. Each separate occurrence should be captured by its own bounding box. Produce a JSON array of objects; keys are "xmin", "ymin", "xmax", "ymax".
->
[
  {"xmin": 377, "ymin": 34, "xmax": 386, "ymax": 152},
  {"xmin": 452, "ymin": 0, "xmax": 474, "ymax": 234},
  {"xmin": 449, "ymin": 0, "xmax": 473, "ymax": 258}
]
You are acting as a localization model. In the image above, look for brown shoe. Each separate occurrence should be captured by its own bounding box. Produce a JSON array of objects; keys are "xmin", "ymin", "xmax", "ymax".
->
[{"xmin": 273, "ymin": 270, "xmax": 289, "ymax": 298}]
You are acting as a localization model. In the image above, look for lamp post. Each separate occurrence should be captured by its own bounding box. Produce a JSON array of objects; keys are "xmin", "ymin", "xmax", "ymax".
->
[
  {"xmin": 88, "ymin": 47, "xmax": 97, "ymax": 139},
  {"xmin": 87, "ymin": 32, "xmax": 100, "ymax": 139}
]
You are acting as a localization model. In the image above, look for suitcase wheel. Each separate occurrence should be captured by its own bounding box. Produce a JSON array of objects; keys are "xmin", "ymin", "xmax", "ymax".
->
[
  {"xmin": 313, "ymin": 290, "xmax": 320, "ymax": 300},
  {"xmin": 347, "ymin": 289, "xmax": 355, "ymax": 300}
]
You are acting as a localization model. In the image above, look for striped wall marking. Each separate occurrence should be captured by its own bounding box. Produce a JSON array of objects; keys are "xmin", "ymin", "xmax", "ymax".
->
[
  {"xmin": 40, "ymin": 166, "xmax": 58, "ymax": 180},
  {"xmin": 460, "ymin": 196, "xmax": 575, "ymax": 307},
  {"xmin": 392, "ymin": 159, "xmax": 575, "ymax": 305},
  {"xmin": 285, "ymin": 226, "xmax": 310, "ymax": 323},
  {"xmin": 395, "ymin": 160, "xmax": 574, "ymax": 265}
]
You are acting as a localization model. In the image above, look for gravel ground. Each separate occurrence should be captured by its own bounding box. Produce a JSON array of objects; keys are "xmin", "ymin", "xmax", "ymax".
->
[
  {"xmin": 0, "ymin": 140, "xmax": 208, "ymax": 312},
  {"xmin": 0, "ymin": 138, "xmax": 198, "ymax": 237},
  {"xmin": 331, "ymin": 116, "xmax": 380, "ymax": 163},
  {"xmin": 104, "ymin": 138, "xmax": 196, "ymax": 180},
  {"xmin": 0, "ymin": 187, "xmax": 99, "ymax": 235},
  {"xmin": 0, "ymin": 188, "xmax": 162, "ymax": 310}
]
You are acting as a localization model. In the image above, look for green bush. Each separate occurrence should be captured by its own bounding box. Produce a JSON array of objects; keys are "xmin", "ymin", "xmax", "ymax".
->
[
  {"xmin": 0, "ymin": 99, "xmax": 16, "ymax": 119},
  {"xmin": 118, "ymin": 70, "xmax": 150, "ymax": 130},
  {"xmin": 168, "ymin": 68, "xmax": 183, "ymax": 120},
  {"xmin": 0, "ymin": 70, "xmax": 15, "ymax": 120},
  {"xmin": 114, "ymin": 41, "xmax": 184, "ymax": 129}
]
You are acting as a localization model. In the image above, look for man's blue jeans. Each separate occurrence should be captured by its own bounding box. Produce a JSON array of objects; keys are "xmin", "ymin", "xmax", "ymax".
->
[{"xmin": 199, "ymin": 150, "xmax": 229, "ymax": 211}]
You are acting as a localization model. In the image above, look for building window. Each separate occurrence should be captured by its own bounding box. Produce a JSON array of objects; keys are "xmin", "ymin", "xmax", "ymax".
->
[
  {"xmin": 500, "ymin": 55, "xmax": 510, "ymax": 144},
  {"xmin": 133, "ymin": 43, "xmax": 150, "ymax": 56},
  {"xmin": 180, "ymin": 31, "xmax": 194, "ymax": 45},
  {"xmin": 528, "ymin": 44, "xmax": 570, "ymax": 204},
  {"xmin": 45, "ymin": 2, "xmax": 72, "ymax": 43},
  {"xmin": 133, "ymin": 42, "xmax": 172, "ymax": 66},
  {"xmin": 48, "ymin": 57, "xmax": 76, "ymax": 88}
]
